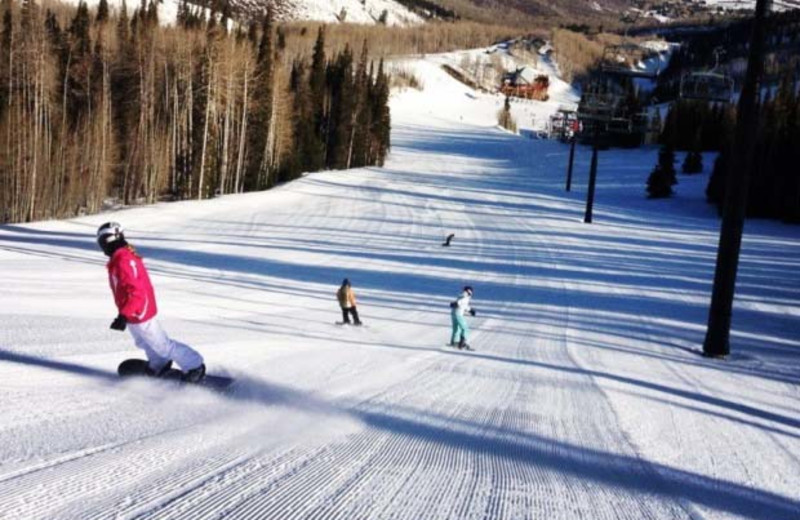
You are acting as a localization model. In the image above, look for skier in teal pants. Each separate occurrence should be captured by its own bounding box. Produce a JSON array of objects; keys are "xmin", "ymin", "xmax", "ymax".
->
[{"xmin": 450, "ymin": 286, "xmax": 475, "ymax": 350}]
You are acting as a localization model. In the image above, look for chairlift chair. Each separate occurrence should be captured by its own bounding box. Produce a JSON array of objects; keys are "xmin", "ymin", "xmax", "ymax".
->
[
  {"xmin": 678, "ymin": 46, "xmax": 734, "ymax": 104},
  {"xmin": 577, "ymin": 90, "xmax": 624, "ymax": 121},
  {"xmin": 606, "ymin": 117, "xmax": 633, "ymax": 134},
  {"xmin": 551, "ymin": 108, "xmax": 579, "ymax": 141},
  {"xmin": 607, "ymin": 111, "xmax": 648, "ymax": 133},
  {"xmin": 679, "ymin": 71, "xmax": 735, "ymax": 104}
]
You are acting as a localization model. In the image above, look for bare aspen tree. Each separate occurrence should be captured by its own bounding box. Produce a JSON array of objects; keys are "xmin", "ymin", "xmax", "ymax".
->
[
  {"xmin": 198, "ymin": 24, "xmax": 220, "ymax": 200},
  {"xmin": 218, "ymin": 37, "xmax": 234, "ymax": 195},
  {"xmin": 197, "ymin": 60, "xmax": 212, "ymax": 200},
  {"xmin": 1, "ymin": 0, "xmax": 401, "ymax": 224},
  {"xmin": 234, "ymin": 59, "xmax": 248, "ymax": 194}
]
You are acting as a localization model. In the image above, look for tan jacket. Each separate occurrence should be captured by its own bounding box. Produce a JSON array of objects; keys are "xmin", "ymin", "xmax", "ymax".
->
[{"xmin": 337, "ymin": 286, "xmax": 357, "ymax": 309}]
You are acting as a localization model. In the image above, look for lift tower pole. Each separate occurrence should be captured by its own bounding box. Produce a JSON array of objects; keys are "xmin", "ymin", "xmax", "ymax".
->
[
  {"xmin": 566, "ymin": 136, "xmax": 577, "ymax": 192},
  {"xmin": 584, "ymin": 124, "xmax": 600, "ymax": 224},
  {"xmin": 703, "ymin": 0, "xmax": 771, "ymax": 357}
]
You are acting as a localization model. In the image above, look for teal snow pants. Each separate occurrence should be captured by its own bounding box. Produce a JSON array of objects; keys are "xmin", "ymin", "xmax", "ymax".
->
[{"xmin": 450, "ymin": 309, "xmax": 469, "ymax": 345}]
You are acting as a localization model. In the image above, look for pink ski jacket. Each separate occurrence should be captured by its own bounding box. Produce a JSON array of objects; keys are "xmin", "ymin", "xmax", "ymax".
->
[{"xmin": 106, "ymin": 246, "xmax": 158, "ymax": 323}]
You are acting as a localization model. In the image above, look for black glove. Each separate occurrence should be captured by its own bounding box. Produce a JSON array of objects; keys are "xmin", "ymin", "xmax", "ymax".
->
[
  {"xmin": 469, "ymin": 309, "xmax": 476, "ymax": 317},
  {"xmin": 110, "ymin": 314, "xmax": 127, "ymax": 331}
]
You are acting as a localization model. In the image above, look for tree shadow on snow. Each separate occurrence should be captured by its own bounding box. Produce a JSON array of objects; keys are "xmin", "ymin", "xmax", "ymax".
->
[
  {"xmin": 224, "ymin": 376, "xmax": 800, "ymax": 520},
  {"xmin": 0, "ymin": 349, "xmax": 118, "ymax": 382},
  {"xmin": 1, "ymin": 219, "xmax": 797, "ymax": 390}
]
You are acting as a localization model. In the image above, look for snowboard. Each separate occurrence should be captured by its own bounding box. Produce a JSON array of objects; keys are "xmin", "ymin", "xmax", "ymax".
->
[
  {"xmin": 445, "ymin": 343, "xmax": 474, "ymax": 351},
  {"xmin": 117, "ymin": 359, "xmax": 235, "ymax": 391}
]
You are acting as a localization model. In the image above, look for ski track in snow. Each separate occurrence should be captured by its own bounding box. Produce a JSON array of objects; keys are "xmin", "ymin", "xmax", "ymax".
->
[{"xmin": 1, "ymin": 52, "xmax": 799, "ymax": 519}]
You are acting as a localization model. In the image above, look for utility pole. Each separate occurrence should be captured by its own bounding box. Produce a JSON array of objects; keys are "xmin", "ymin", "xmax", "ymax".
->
[{"xmin": 703, "ymin": 0, "xmax": 770, "ymax": 357}]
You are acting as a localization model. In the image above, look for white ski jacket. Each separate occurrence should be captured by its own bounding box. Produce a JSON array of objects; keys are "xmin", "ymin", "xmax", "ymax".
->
[{"xmin": 453, "ymin": 291, "xmax": 472, "ymax": 316}]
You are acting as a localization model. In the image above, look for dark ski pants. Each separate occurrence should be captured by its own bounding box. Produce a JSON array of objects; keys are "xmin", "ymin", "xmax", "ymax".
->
[{"xmin": 341, "ymin": 307, "xmax": 362, "ymax": 325}]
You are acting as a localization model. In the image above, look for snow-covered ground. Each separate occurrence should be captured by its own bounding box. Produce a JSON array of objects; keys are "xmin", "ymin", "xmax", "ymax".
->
[
  {"xmin": 392, "ymin": 44, "xmax": 579, "ymax": 134},
  {"xmin": 1, "ymin": 50, "xmax": 799, "ymax": 519},
  {"xmin": 273, "ymin": 0, "xmax": 422, "ymax": 26},
  {"xmin": 695, "ymin": 0, "xmax": 800, "ymax": 12},
  {"xmin": 60, "ymin": 0, "xmax": 185, "ymax": 26},
  {"xmin": 60, "ymin": 0, "xmax": 422, "ymax": 27}
]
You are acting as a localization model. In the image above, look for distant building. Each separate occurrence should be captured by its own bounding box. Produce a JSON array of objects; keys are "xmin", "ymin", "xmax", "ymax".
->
[{"xmin": 500, "ymin": 67, "xmax": 550, "ymax": 101}]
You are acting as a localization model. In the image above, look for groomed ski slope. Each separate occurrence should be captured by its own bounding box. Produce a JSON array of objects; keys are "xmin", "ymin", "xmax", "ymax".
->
[{"xmin": 1, "ymin": 55, "xmax": 799, "ymax": 520}]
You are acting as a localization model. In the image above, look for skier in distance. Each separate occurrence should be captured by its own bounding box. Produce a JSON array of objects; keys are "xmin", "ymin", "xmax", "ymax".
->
[
  {"xmin": 450, "ymin": 286, "xmax": 476, "ymax": 350},
  {"xmin": 336, "ymin": 278, "xmax": 363, "ymax": 326}
]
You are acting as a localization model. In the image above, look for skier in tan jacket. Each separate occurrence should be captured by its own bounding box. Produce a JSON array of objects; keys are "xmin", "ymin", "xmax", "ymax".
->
[{"xmin": 336, "ymin": 278, "xmax": 362, "ymax": 326}]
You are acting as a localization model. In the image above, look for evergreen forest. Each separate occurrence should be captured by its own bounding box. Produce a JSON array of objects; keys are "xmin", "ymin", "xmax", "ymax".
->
[
  {"xmin": 0, "ymin": 0, "xmax": 391, "ymax": 224},
  {"xmin": 659, "ymin": 84, "xmax": 800, "ymax": 223}
]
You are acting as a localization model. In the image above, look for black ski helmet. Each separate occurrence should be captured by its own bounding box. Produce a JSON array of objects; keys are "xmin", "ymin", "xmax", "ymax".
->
[
  {"xmin": 463, "ymin": 286, "xmax": 474, "ymax": 296},
  {"xmin": 96, "ymin": 222, "xmax": 125, "ymax": 255}
]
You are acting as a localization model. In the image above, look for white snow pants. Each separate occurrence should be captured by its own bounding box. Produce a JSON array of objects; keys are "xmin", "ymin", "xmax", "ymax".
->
[{"xmin": 128, "ymin": 318, "xmax": 204, "ymax": 372}]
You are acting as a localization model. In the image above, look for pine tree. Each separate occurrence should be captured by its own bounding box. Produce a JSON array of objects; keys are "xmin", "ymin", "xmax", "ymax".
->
[
  {"xmin": 497, "ymin": 95, "xmax": 517, "ymax": 133},
  {"xmin": 647, "ymin": 145, "xmax": 677, "ymax": 198},
  {"xmin": 307, "ymin": 27, "xmax": 327, "ymax": 172},
  {"xmin": 371, "ymin": 58, "xmax": 391, "ymax": 166},
  {"xmin": 0, "ymin": 0, "xmax": 12, "ymax": 220},
  {"xmin": 682, "ymin": 150, "xmax": 703, "ymax": 174},
  {"xmin": 288, "ymin": 60, "xmax": 316, "ymax": 180},
  {"xmin": 701, "ymin": 104, "xmax": 722, "ymax": 151},
  {"xmin": 110, "ymin": 0, "xmax": 143, "ymax": 202},
  {"xmin": 96, "ymin": 0, "xmax": 109, "ymax": 23},
  {"xmin": 779, "ymin": 93, "xmax": 800, "ymax": 222},
  {"xmin": 660, "ymin": 103, "xmax": 678, "ymax": 148},
  {"xmin": 69, "ymin": 1, "xmax": 91, "ymax": 56},
  {"xmin": 245, "ymin": 9, "xmax": 276, "ymax": 190},
  {"xmin": 247, "ymin": 20, "xmax": 258, "ymax": 47},
  {"xmin": 66, "ymin": 1, "xmax": 93, "ymax": 128},
  {"xmin": 0, "ymin": 0, "xmax": 12, "ymax": 115},
  {"xmin": 682, "ymin": 129, "xmax": 703, "ymax": 174},
  {"xmin": 706, "ymin": 148, "xmax": 728, "ymax": 212},
  {"xmin": 0, "ymin": 0, "xmax": 401, "ymax": 224},
  {"xmin": 117, "ymin": 0, "xmax": 129, "ymax": 42},
  {"xmin": 220, "ymin": 0, "xmax": 231, "ymax": 32},
  {"xmin": 176, "ymin": 0, "xmax": 187, "ymax": 27},
  {"xmin": 277, "ymin": 27, "xmax": 286, "ymax": 51},
  {"xmin": 350, "ymin": 41, "xmax": 371, "ymax": 168},
  {"xmin": 145, "ymin": 0, "xmax": 158, "ymax": 27},
  {"xmin": 327, "ymin": 45, "xmax": 355, "ymax": 169},
  {"xmin": 750, "ymin": 95, "xmax": 778, "ymax": 217}
]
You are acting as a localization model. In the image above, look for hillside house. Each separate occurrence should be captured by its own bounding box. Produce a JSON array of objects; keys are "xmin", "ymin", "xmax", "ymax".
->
[{"xmin": 500, "ymin": 67, "xmax": 550, "ymax": 101}]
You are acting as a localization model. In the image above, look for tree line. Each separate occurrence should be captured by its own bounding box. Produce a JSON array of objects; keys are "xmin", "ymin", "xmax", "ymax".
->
[
  {"xmin": 659, "ymin": 100, "xmax": 734, "ymax": 153},
  {"xmin": 707, "ymin": 76, "xmax": 800, "ymax": 222},
  {"xmin": 653, "ymin": 9, "xmax": 800, "ymax": 103},
  {"xmin": 649, "ymin": 82, "xmax": 800, "ymax": 223},
  {"xmin": 0, "ymin": 0, "xmax": 391, "ymax": 224}
]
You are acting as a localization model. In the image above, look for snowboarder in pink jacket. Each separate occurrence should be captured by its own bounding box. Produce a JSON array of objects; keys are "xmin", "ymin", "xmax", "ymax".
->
[{"xmin": 97, "ymin": 222, "xmax": 206, "ymax": 382}]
